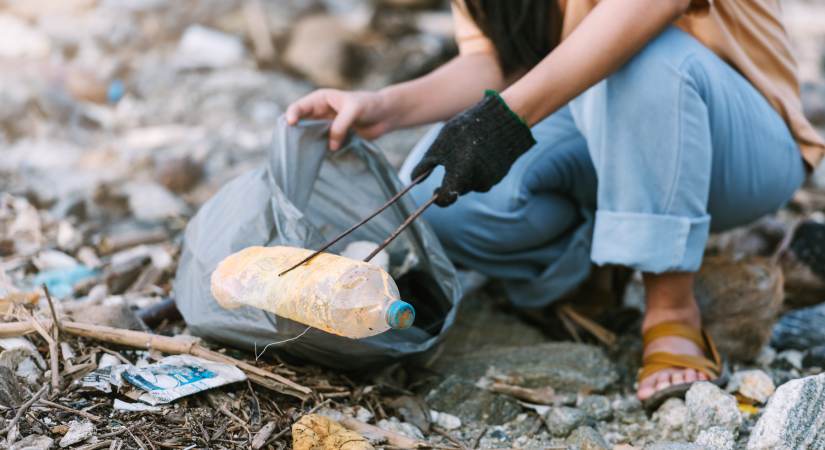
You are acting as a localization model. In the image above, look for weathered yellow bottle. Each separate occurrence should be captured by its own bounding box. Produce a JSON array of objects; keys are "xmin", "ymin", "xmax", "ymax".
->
[{"xmin": 210, "ymin": 246, "xmax": 415, "ymax": 338}]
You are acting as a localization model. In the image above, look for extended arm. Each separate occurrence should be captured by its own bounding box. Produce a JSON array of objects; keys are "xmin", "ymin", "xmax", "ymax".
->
[
  {"xmin": 286, "ymin": 52, "xmax": 503, "ymax": 150},
  {"xmin": 502, "ymin": 0, "xmax": 691, "ymax": 125}
]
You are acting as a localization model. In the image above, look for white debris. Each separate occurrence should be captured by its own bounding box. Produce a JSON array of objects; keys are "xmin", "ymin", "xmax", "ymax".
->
[
  {"xmin": 59, "ymin": 420, "xmax": 94, "ymax": 448},
  {"xmin": 430, "ymin": 410, "xmax": 461, "ymax": 430},
  {"xmin": 113, "ymin": 399, "xmax": 162, "ymax": 412},
  {"xmin": 33, "ymin": 250, "xmax": 79, "ymax": 271},
  {"xmin": 175, "ymin": 25, "xmax": 245, "ymax": 70},
  {"xmin": 0, "ymin": 14, "xmax": 51, "ymax": 59}
]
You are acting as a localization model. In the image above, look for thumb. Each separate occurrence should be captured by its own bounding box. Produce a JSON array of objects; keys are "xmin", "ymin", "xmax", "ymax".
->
[{"xmin": 329, "ymin": 103, "xmax": 359, "ymax": 151}]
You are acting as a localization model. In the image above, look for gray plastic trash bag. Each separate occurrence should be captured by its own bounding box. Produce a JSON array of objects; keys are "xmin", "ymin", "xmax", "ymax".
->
[{"xmin": 174, "ymin": 118, "xmax": 462, "ymax": 370}]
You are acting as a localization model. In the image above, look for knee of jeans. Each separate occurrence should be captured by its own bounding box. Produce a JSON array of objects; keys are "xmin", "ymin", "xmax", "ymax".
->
[
  {"xmin": 588, "ymin": 27, "xmax": 706, "ymax": 106},
  {"xmin": 421, "ymin": 201, "xmax": 490, "ymax": 255}
]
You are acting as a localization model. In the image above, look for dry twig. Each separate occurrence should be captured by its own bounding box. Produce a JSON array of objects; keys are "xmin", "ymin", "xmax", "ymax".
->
[{"xmin": 38, "ymin": 398, "xmax": 103, "ymax": 422}]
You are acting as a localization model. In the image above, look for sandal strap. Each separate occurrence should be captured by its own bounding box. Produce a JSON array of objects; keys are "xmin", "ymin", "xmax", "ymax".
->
[
  {"xmin": 638, "ymin": 322, "xmax": 724, "ymax": 384},
  {"xmin": 643, "ymin": 321, "xmax": 707, "ymax": 350},
  {"xmin": 639, "ymin": 351, "xmax": 720, "ymax": 381}
]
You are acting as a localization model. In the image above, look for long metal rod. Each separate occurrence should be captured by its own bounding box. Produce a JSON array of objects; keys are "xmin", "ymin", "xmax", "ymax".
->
[
  {"xmin": 363, "ymin": 192, "xmax": 438, "ymax": 262},
  {"xmin": 278, "ymin": 171, "xmax": 431, "ymax": 276}
]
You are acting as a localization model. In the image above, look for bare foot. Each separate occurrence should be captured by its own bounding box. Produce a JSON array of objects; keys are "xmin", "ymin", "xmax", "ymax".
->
[
  {"xmin": 636, "ymin": 327, "xmax": 709, "ymax": 400},
  {"xmin": 637, "ymin": 272, "xmax": 708, "ymax": 401}
]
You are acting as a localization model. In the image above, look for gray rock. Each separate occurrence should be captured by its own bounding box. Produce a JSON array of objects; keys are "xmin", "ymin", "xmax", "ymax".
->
[
  {"xmin": 578, "ymin": 395, "xmax": 612, "ymax": 421},
  {"xmin": 653, "ymin": 398, "xmax": 688, "ymax": 441},
  {"xmin": 11, "ymin": 434, "xmax": 54, "ymax": 450},
  {"xmin": 543, "ymin": 406, "xmax": 585, "ymax": 437},
  {"xmin": 755, "ymin": 346, "xmax": 776, "ymax": 367},
  {"xmin": 425, "ymin": 375, "xmax": 521, "ymax": 425},
  {"xmin": 685, "ymin": 382, "xmax": 742, "ymax": 440},
  {"xmin": 283, "ymin": 14, "xmax": 359, "ymax": 88},
  {"xmin": 566, "ymin": 425, "xmax": 610, "ymax": 450},
  {"xmin": 432, "ymin": 342, "xmax": 618, "ymax": 393},
  {"xmin": 0, "ymin": 366, "xmax": 23, "ymax": 407},
  {"xmin": 803, "ymin": 345, "xmax": 825, "ymax": 368},
  {"xmin": 774, "ymin": 350, "xmax": 804, "ymax": 371},
  {"xmin": 747, "ymin": 373, "xmax": 825, "ymax": 450},
  {"xmin": 771, "ymin": 303, "xmax": 825, "ymax": 351},
  {"xmin": 695, "ymin": 426, "xmax": 735, "ymax": 450},
  {"xmin": 644, "ymin": 443, "xmax": 702, "ymax": 450}
]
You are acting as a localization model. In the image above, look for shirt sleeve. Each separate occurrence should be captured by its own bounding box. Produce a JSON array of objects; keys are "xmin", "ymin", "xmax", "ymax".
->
[{"xmin": 451, "ymin": 0, "xmax": 496, "ymax": 55}]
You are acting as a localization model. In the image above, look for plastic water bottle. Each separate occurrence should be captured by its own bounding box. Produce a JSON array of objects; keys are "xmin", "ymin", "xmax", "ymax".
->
[{"xmin": 210, "ymin": 246, "xmax": 415, "ymax": 339}]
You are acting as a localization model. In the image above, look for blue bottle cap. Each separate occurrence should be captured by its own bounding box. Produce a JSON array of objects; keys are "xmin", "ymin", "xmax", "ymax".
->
[{"xmin": 386, "ymin": 300, "xmax": 415, "ymax": 330}]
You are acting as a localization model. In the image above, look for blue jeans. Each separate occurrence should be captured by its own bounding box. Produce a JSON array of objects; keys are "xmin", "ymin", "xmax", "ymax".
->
[{"xmin": 399, "ymin": 27, "xmax": 806, "ymax": 308}]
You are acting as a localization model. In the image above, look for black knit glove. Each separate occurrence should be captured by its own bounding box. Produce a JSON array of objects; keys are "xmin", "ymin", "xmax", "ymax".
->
[{"xmin": 411, "ymin": 90, "xmax": 536, "ymax": 206}]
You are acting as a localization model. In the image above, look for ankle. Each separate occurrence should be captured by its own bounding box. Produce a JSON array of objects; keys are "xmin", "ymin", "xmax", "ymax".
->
[
  {"xmin": 642, "ymin": 302, "xmax": 701, "ymax": 331},
  {"xmin": 642, "ymin": 272, "xmax": 702, "ymax": 331}
]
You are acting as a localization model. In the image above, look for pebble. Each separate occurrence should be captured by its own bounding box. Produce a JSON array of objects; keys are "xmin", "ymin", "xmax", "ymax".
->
[
  {"xmin": 727, "ymin": 369, "xmax": 776, "ymax": 404},
  {"xmin": 684, "ymin": 382, "xmax": 742, "ymax": 440},
  {"xmin": 10, "ymin": 434, "xmax": 54, "ymax": 450},
  {"xmin": 543, "ymin": 406, "xmax": 585, "ymax": 437},
  {"xmin": 644, "ymin": 442, "xmax": 702, "ymax": 450},
  {"xmin": 695, "ymin": 426, "xmax": 735, "ymax": 450},
  {"xmin": 612, "ymin": 395, "xmax": 642, "ymax": 418},
  {"xmin": 430, "ymin": 410, "xmax": 461, "ymax": 430},
  {"xmin": 566, "ymin": 425, "xmax": 610, "ymax": 450},
  {"xmin": 774, "ymin": 350, "xmax": 804, "ymax": 371},
  {"xmin": 803, "ymin": 344, "xmax": 825, "ymax": 368},
  {"xmin": 59, "ymin": 420, "xmax": 94, "ymax": 448},
  {"xmin": 578, "ymin": 395, "xmax": 612, "ymax": 421},
  {"xmin": 755, "ymin": 346, "xmax": 776, "ymax": 367},
  {"xmin": 652, "ymin": 398, "xmax": 687, "ymax": 441},
  {"xmin": 747, "ymin": 373, "xmax": 825, "ymax": 449}
]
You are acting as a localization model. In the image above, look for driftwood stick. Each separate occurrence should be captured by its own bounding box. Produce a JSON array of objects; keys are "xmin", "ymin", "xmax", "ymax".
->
[
  {"xmin": 251, "ymin": 421, "xmax": 277, "ymax": 450},
  {"xmin": 0, "ymin": 320, "xmax": 311, "ymax": 398}
]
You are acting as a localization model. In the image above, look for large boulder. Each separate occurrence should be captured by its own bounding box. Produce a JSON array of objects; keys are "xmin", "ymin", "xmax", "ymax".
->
[
  {"xmin": 695, "ymin": 256, "xmax": 783, "ymax": 362},
  {"xmin": 431, "ymin": 342, "xmax": 618, "ymax": 393},
  {"xmin": 747, "ymin": 373, "xmax": 825, "ymax": 449}
]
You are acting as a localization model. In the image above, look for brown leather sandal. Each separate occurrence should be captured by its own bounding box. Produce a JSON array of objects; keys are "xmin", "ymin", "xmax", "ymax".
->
[{"xmin": 638, "ymin": 321, "xmax": 728, "ymax": 412}]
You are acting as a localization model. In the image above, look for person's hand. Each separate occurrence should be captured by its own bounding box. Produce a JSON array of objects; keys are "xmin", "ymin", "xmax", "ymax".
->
[
  {"xmin": 286, "ymin": 89, "xmax": 394, "ymax": 150},
  {"xmin": 411, "ymin": 91, "xmax": 536, "ymax": 206}
]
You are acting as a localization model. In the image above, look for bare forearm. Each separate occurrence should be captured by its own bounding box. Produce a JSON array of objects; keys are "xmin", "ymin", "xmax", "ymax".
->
[
  {"xmin": 502, "ymin": 0, "xmax": 690, "ymax": 125},
  {"xmin": 380, "ymin": 52, "xmax": 504, "ymax": 130}
]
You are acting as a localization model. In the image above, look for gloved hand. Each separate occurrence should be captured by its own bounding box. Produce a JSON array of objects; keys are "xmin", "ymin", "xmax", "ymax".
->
[{"xmin": 411, "ymin": 90, "xmax": 536, "ymax": 206}]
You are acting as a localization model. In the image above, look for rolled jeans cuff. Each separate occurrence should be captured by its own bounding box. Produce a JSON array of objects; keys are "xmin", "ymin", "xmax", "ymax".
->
[{"xmin": 591, "ymin": 211, "xmax": 710, "ymax": 273}]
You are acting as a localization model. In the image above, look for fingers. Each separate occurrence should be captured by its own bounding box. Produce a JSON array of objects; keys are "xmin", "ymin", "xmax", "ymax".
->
[
  {"xmin": 410, "ymin": 158, "xmax": 436, "ymax": 182},
  {"xmin": 435, "ymin": 174, "xmax": 460, "ymax": 207},
  {"xmin": 285, "ymin": 90, "xmax": 335, "ymax": 125},
  {"xmin": 329, "ymin": 103, "xmax": 360, "ymax": 151}
]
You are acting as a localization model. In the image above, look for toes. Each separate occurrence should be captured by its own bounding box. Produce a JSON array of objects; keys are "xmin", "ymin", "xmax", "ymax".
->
[
  {"xmin": 637, "ymin": 385, "xmax": 654, "ymax": 400},
  {"xmin": 655, "ymin": 371, "xmax": 673, "ymax": 392},
  {"xmin": 671, "ymin": 370, "xmax": 685, "ymax": 386},
  {"xmin": 698, "ymin": 372, "xmax": 709, "ymax": 381},
  {"xmin": 684, "ymin": 369, "xmax": 698, "ymax": 383}
]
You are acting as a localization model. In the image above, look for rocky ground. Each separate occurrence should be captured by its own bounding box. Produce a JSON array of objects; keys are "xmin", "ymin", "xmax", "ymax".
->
[{"xmin": 1, "ymin": 0, "xmax": 825, "ymax": 449}]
